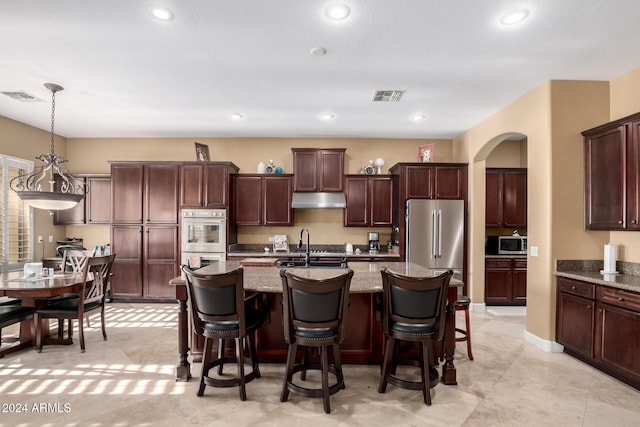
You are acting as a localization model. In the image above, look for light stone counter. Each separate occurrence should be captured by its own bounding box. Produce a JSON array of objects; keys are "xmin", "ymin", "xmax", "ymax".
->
[
  {"xmin": 555, "ymin": 259, "xmax": 640, "ymax": 293},
  {"xmin": 170, "ymin": 261, "xmax": 462, "ymax": 293}
]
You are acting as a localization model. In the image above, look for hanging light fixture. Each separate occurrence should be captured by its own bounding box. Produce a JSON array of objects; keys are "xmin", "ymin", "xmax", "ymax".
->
[{"xmin": 10, "ymin": 83, "xmax": 88, "ymax": 211}]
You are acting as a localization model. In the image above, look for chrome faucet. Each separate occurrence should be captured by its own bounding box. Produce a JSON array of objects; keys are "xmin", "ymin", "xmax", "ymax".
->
[{"xmin": 298, "ymin": 228, "xmax": 310, "ymax": 267}]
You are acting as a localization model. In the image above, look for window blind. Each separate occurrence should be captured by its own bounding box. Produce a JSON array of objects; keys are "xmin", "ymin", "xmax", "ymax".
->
[{"xmin": 1, "ymin": 155, "xmax": 33, "ymax": 271}]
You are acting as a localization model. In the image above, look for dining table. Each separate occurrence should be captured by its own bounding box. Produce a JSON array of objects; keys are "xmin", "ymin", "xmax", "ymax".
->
[
  {"xmin": 169, "ymin": 261, "xmax": 463, "ymax": 386},
  {"xmin": 0, "ymin": 269, "xmax": 89, "ymax": 357}
]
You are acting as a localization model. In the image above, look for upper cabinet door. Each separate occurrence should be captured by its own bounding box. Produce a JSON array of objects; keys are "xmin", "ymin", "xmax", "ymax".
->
[
  {"xmin": 627, "ymin": 120, "xmax": 640, "ymax": 229},
  {"xmin": 318, "ymin": 150, "xmax": 344, "ymax": 192},
  {"xmin": 205, "ymin": 164, "xmax": 231, "ymax": 207},
  {"xmin": 263, "ymin": 175, "xmax": 293, "ymax": 226},
  {"xmin": 344, "ymin": 176, "xmax": 369, "ymax": 226},
  {"xmin": 369, "ymin": 176, "xmax": 394, "ymax": 226},
  {"xmin": 485, "ymin": 169, "xmax": 502, "ymax": 227},
  {"xmin": 86, "ymin": 176, "xmax": 112, "ymax": 224},
  {"xmin": 180, "ymin": 164, "xmax": 205, "ymax": 207},
  {"xmin": 502, "ymin": 170, "xmax": 527, "ymax": 228},
  {"xmin": 292, "ymin": 150, "xmax": 319, "ymax": 192},
  {"xmin": 145, "ymin": 164, "xmax": 179, "ymax": 224},
  {"xmin": 584, "ymin": 124, "xmax": 626, "ymax": 230},
  {"xmin": 233, "ymin": 175, "xmax": 263, "ymax": 225},
  {"xmin": 292, "ymin": 148, "xmax": 345, "ymax": 192},
  {"xmin": 434, "ymin": 166, "xmax": 466, "ymax": 199},
  {"xmin": 112, "ymin": 164, "xmax": 144, "ymax": 224}
]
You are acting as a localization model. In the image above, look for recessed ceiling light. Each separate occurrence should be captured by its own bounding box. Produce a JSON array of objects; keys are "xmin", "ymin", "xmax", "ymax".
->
[
  {"xmin": 320, "ymin": 113, "xmax": 335, "ymax": 120},
  {"xmin": 412, "ymin": 114, "xmax": 427, "ymax": 121},
  {"xmin": 231, "ymin": 113, "xmax": 244, "ymax": 120},
  {"xmin": 500, "ymin": 9, "xmax": 529, "ymax": 25},
  {"xmin": 150, "ymin": 7, "xmax": 174, "ymax": 21},
  {"xmin": 310, "ymin": 47, "xmax": 327, "ymax": 56},
  {"xmin": 325, "ymin": 4, "xmax": 351, "ymax": 21}
]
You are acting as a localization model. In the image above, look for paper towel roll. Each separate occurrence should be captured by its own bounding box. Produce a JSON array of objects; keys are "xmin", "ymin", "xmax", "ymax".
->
[{"xmin": 602, "ymin": 243, "xmax": 617, "ymax": 274}]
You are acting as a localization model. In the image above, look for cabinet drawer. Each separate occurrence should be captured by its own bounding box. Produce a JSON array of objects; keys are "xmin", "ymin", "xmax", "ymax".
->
[
  {"xmin": 513, "ymin": 259, "xmax": 527, "ymax": 269},
  {"xmin": 597, "ymin": 287, "xmax": 640, "ymax": 311},
  {"xmin": 557, "ymin": 277, "xmax": 595, "ymax": 299},
  {"xmin": 486, "ymin": 259, "xmax": 512, "ymax": 269}
]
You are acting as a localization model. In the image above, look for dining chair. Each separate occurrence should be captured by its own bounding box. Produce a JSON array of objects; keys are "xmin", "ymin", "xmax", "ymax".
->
[
  {"xmin": 0, "ymin": 305, "xmax": 35, "ymax": 353},
  {"xmin": 279, "ymin": 269, "xmax": 353, "ymax": 414},
  {"xmin": 50, "ymin": 249, "xmax": 96, "ymax": 334},
  {"xmin": 35, "ymin": 254, "xmax": 116, "ymax": 353},
  {"xmin": 182, "ymin": 265, "xmax": 268, "ymax": 401},
  {"xmin": 378, "ymin": 268, "xmax": 452, "ymax": 405}
]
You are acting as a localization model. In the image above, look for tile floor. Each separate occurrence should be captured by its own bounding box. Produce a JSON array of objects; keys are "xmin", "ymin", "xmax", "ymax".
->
[{"xmin": 1, "ymin": 303, "xmax": 638, "ymax": 426}]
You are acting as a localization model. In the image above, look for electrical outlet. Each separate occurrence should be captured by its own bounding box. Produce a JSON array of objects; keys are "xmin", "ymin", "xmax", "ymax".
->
[
  {"xmin": 530, "ymin": 246, "xmax": 538, "ymax": 257},
  {"xmin": 48, "ymin": 235, "xmax": 54, "ymax": 243},
  {"xmin": 37, "ymin": 235, "xmax": 43, "ymax": 243}
]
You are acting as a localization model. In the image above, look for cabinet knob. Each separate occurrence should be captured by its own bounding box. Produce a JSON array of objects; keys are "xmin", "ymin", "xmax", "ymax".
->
[
  {"xmin": 618, "ymin": 220, "xmax": 623, "ymax": 224},
  {"xmin": 586, "ymin": 305, "xmax": 592, "ymax": 309},
  {"xmin": 618, "ymin": 297, "xmax": 624, "ymax": 302},
  {"xmin": 571, "ymin": 286, "xmax": 576, "ymax": 290},
  {"xmin": 632, "ymin": 220, "xmax": 638, "ymax": 224}
]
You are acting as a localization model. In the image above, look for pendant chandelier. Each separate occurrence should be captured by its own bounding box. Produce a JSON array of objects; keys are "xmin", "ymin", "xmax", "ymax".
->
[{"xmin": 10, "ymin": 83, "xmax": 88, "ymax": 211}]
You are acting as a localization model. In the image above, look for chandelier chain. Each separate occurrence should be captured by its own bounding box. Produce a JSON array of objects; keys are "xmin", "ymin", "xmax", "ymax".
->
[{"xmin": 50, "ymin": 88, "xmax": 56, "ymax": 154}]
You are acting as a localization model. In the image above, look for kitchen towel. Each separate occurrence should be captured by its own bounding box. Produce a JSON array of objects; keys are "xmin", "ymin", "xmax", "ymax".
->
[{"xmin": 601, "ymin": 243, "xmax": 618, "ymax": 274}]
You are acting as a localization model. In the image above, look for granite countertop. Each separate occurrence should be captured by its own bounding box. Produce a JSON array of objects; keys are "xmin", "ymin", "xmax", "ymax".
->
[
  {"xmin": 227, "ymin": 243, "xmax": 401, "ymax": 259},
  {"xmin": 555, "ymin": 260, "xmax": 640, "ymax": 293},
  {"xmin": 170, "ymin": 261, "xmax": 462, "ymax": 293},
  {"xmin": 227, "ymin": 250, "xmax": 401, "ymax": 259}
]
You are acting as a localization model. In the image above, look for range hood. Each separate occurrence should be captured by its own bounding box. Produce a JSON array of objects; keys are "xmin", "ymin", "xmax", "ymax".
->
[{"xmin": 291, "ymin": 192, "xmax": 346, "ymax": 209}]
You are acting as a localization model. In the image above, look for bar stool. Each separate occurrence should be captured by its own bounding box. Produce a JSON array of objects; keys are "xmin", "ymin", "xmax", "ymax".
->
[
  {"xmin": 279, "ymin": 269, "xmax": 353, "ymax": 414},
  {"xmin": 182, "ymin": 265, "xmax": 268, "ymax": 401},
  {"xmin": 378, "ymin": 268, "xmax": 452, "ymax": 406},
  {"xmin": 453, "ymin": 295, "xmax": 474, "ymax": 360}
]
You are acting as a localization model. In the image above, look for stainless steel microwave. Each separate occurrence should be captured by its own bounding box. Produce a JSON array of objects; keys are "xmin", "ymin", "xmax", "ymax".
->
[{"xmin": 498, "ymin": 236, "xmax": 527, "ymax": 255}]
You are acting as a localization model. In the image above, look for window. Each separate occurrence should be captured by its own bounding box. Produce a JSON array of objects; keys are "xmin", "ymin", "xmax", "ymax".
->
[{"xmin": 1, "ymin": 154, "xmax": 33, "ymax": 271}]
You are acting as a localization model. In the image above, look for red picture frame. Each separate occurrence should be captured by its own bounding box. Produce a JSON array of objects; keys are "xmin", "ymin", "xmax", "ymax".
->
[{"xmin": 418, "ymin": 143, "xmax": 434, "ymax": 162}]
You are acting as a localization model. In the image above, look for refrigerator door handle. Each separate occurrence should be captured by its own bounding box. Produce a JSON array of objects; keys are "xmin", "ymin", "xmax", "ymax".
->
[
  {"xmin": 432, "ymin": 209, "xmax": 438, "ymax": 259},
  {"xmin": 437, "ymin": 209, "xmax": 442, "ymax": 258}
]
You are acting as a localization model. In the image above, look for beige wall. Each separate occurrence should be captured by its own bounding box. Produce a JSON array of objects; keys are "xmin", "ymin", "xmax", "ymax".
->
[
  {"xmin": 65, "ymin": 137, "xmax": 454, "ymax": 248},
  {"xmin": 0, "ymin": 116, "xmax": 70, "ymax": 257},
  {"xmin": 457, "ymin": 79, "xmax": 617, "ymax": 344},
  {"xmin": 485, "ymin": 139, "xmax": 527, "ymax": 168},
  {"xmin": 609, "ymin": 67, "xmax": 640, "ymax": 261}
]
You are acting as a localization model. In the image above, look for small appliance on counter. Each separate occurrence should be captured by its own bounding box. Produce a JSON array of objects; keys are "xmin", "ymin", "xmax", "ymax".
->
[
  {"xmin": 486, "ymin": 235, "xmax": 527, "ymax": 255},
  {"xmin": 368, "ymin": 232, "xmax": 380, "ymax": 254}
]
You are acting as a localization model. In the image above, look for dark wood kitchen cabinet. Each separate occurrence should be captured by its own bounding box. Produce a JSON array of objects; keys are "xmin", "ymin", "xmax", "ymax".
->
[
  {"xmin": 556, "ymin": 277, "xmax": 595, "ymax": 358},
  {"xmin": 292, "ymin": 148, "xmax": 345, "ymax": 192},
  {"xmin": 344, "ymin": 175, "xmax": 395, "ymax": 227},
  {"xmin": 180, "ymin": 162, "xmax": 239, "ymax": 208},
  {"xmin": 232, "ymin": 174, "xmax": 293, "ymax": 226},
  {"xmin": 556, "ymin": 276, "xmax": 640, "ymax": 389},
  {"xmin": 486, "ymin": 168, "xmax": 527, "ymax": 228},
  {"xmin": 110, "ymin": 162, "xmax": 180, "ymax": 300},
  {"xmin": 390, "ymin": 163, "xmax": 467, "ymax": 200},
  {"xmin": 485, "ymin": 257, "xmax": 527, "ymax": 305},
  {"xmin": 54, "ymin": 175, "xmax": 111, "ymax": 225},
  {"xmin": 595, "ymin": 287, "xmax": 640, "ymax": 386},
  {"xmin": 583, "ymin": 112, "xmax": 640, "ymax": 230}
]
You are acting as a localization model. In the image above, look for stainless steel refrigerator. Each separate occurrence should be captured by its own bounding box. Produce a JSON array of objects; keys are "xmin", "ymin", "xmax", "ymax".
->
[{"xmin": 405, "ymin": 199, "xmax": 464, "ymax": 280}]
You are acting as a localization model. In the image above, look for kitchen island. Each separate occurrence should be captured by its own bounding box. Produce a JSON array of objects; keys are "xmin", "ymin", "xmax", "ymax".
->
[{"xmin": 169, "ymin": 261, "xmax": 462, "ymax": 385}]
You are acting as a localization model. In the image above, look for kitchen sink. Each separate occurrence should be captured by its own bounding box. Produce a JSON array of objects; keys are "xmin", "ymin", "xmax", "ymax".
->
[{"xmin": 275, "ymin": 259, "xmax": 348, "ymax": 269}]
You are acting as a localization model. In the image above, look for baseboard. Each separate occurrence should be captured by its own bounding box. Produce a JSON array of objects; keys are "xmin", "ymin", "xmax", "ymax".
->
[
  {"xmin": 524, "ymin": 329, "xmax": 564, "ymax": 353},
  {"xmin": 470, "ymin": 302, "xmax": 485, "ymax": 312}
]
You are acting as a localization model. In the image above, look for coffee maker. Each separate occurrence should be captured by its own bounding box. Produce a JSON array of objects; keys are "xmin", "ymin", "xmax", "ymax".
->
[{"xmin": 368, "ymin": 232, "xmax": 380, "ymax": 253}]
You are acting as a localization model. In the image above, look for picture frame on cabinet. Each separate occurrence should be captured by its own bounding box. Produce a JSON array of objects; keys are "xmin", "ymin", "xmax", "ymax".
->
[
  {"xmin": 195, "ymin": 142, "xmax": 210, "ymax": 161},
  {"xmin": 418, "ymin": 143, "xmax": 434, "ymax": 162}
]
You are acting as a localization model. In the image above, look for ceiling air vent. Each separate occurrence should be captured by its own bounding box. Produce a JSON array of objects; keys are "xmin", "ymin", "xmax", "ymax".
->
[
  {"xmin": 1, "ymin": 91, "xmax": 44, "ymax": 103},
  {"xmin": 371, "ymin": 90, "xmax": 405, "ymax": 102}
]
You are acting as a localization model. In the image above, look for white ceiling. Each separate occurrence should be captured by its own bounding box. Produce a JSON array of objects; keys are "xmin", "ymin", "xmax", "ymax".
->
[{"xmin": 1, "ymin": 1, "xmax": 640, "ymax": 140}]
